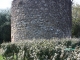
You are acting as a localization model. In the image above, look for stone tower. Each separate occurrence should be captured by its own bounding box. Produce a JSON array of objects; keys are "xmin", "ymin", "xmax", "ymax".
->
[{"xmin": 11, "ymin": 0, "xmax": 72, "ymax": 42}]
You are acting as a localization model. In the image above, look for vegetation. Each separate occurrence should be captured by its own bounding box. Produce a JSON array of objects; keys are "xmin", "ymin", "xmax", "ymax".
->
[
  {"xmin": 0, "ymin": 55, "xmax": 4, "ymax": 60},
  {"xmin": 1, "ymin": 39, "xmax": 80, "ymax": 60},
  {"xmin": 72, "ymin": 4, "xmax": 80, "ymax": 37},
  {"xmin": 0, "ymin": 9, "xmax": 11, "ymax": 44}
]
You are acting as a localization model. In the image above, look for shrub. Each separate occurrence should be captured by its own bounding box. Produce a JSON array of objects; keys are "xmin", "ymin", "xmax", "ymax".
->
[{"xmin": 1, "ymin": 39, "xmax": 80, "ymax": 60}]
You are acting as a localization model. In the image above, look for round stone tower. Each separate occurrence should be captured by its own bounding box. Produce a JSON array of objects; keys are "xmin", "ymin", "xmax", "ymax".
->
[{"xmin": 11, "ymin": 0, "xmax": 72, "ymax": 42}]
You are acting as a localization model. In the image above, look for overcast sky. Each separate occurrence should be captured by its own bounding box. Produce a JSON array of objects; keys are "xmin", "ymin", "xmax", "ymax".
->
[{"xmin": 0, "ymin": 0, "xmax": 80, "ymax": 9}]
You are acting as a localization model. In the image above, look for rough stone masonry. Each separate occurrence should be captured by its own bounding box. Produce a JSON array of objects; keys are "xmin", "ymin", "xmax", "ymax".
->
[{"xmin": 11, "ymin": 0, "xmax": 72, "ymax": 42}]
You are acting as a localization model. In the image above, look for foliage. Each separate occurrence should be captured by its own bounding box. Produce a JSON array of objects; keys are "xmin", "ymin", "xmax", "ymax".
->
[
  {"xmin": 1, "ymin": 38, "xmax": 80, "ymax": 60},
  {"xmin": 0, "ymin": 9, "xmax": 11, "ymax": 44},
  {"xmin": 72, "ymin": 4, "xmax": 80, "ymax": 37},
  {"xmin": 0, "ymin": 55, "xmax": 4, "ymax": 60}
]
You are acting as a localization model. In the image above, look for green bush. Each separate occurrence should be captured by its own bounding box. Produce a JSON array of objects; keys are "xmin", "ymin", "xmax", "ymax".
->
[{"xmin": 1, "ymin": 39, "xmax": 80, "ymax": 60}]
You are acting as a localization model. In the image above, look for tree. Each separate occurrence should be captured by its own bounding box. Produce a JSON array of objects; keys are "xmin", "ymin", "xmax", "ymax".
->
[
  {"xmin": 0, "ymin": 9, "xmax": 11, "ymax": 44},
  {"xmin": 72, "ymin": 4, "xmax": 80, "ymax": 37}
]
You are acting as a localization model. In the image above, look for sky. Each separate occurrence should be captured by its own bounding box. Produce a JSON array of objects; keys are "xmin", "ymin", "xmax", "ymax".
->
[
  {"xmin": 73, "ymin": 0, "xmax": 80, "ymax": 4},
  {"xmin": 0, "ymin": 0, "xmax": 13, "ymax": 9},
  {"xmin": 0, "ymin": 0, "xmax": 80, "ymax": 9}
]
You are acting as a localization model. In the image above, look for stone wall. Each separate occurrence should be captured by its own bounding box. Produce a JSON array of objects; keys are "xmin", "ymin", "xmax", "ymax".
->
[{"xmin": 11, "ymin": 0, "xmax": 72, "ymax": 42}]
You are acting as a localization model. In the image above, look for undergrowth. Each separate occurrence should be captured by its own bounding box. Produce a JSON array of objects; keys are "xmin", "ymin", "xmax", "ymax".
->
[{"xmin": 1, "ymin": 38, "xmax": 80, "ymax": 60}]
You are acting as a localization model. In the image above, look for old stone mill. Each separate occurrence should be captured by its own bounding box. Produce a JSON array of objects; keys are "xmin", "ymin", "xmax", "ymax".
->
[{"xmin": 11, "ymin": 0, "xmax": 72, "ymax": 42}]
